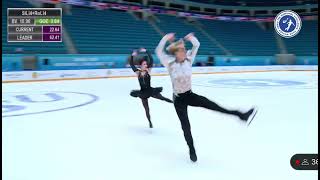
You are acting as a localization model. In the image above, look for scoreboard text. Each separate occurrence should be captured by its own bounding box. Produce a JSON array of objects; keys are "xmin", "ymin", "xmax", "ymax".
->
[{"xmin": 7, "ymin": 8, "xmax": 62, "ymax": 42}]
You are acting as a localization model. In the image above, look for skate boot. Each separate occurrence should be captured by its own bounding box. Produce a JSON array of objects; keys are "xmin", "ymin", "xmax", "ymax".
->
[{"xmin": 240, "ymin": 107, "xmax": 258, "ymax": 126}]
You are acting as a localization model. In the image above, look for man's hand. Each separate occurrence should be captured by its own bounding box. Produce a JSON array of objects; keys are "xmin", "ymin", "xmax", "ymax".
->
[
  {"xmin": 165, "ymin": 33, "xmax": 175, "ymax": 42},
  {"xmin": 184, "ymin": 32, "xmax": 194, "ymax": 41}
]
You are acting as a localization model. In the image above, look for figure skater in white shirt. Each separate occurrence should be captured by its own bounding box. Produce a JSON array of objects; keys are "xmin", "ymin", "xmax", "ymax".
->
[{"xmin": 155, "ymin": 32, "xmax": 257, "ymax": 162}]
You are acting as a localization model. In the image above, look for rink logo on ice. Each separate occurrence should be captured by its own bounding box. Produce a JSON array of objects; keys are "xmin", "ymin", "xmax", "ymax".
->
[
  {"xmin": 193, "ymin": 79, "xmax": 312, "ymax": 89},
  {"xmin": 2, "ymin": 91, "xmax": 98, "ymax": 117}
]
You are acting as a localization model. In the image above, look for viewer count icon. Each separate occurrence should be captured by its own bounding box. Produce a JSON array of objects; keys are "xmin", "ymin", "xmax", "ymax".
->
[
  {"xmin": 295, "ymin": 159, "xmax": 309, "ymax": 166},
  {"xmin": 301, "ymin": 159, "xmax": 309, "ymax": 166}
]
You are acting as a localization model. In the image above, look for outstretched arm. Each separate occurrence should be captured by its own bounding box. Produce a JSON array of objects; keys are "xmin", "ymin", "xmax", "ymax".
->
[
  {"xmin": 155, "ymin": 33, "xmax": 176, "ymax": 67},
  {"xmin": 184, "ymin": 33, "xmax": 200, "ymax": 64},
  {"xmin": 129, "ymin": 50, "xmax": 139, "ymax": 73}
]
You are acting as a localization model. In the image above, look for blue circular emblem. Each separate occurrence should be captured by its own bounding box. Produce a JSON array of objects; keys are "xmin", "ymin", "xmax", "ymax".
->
[{"xmin": 274, "ymin": 10, "xmax": 302, "ymax": 38}]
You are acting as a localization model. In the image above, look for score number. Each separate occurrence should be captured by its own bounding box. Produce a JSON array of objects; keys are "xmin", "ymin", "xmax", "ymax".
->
[
  {"xmin": 49, "ymin": 27, "xmax": 60, "ymax": 33},
  {"xmin": 36, "ymin": 18, "xmax": 60, "ymax": 24},
  {"xmin": 49, "ymin": 34, "xmax": 60, "ymax": 40},
  {"xmin": 311, "ymin": 158, "xmax": 318, "ymax": 166}
]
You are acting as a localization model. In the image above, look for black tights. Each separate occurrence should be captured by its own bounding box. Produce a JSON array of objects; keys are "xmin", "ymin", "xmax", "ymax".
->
[
  {"xmin": 141, "ymin": 99, "xmax": 152, "ymax": 126},
  {"xmin": 173, "ymin": 91, "xmax": 243, "ymax": 153},
  {"xmin": 152, "ymin": 93, "xmax": 173, "ymax": 103},
  {"xmin": 141, "ymin": 93, "xmax": 173, "ymax": 127}
]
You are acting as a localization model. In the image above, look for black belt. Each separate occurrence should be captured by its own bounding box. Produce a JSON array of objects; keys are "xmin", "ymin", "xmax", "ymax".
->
[{"xmin": 175, "ymin": 90, "xmax": 192, "ymax": 97}]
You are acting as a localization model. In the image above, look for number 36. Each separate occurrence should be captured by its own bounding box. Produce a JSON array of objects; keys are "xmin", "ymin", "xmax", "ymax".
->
[{"xmin": 312, "ymin": 159, "xmax": 318, "ymax": 165}]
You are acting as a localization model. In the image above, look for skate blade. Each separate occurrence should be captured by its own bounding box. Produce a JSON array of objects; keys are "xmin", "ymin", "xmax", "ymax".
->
[{"xmin": 247, "ymin": 107, "xmax": 258, "ymax": 127}]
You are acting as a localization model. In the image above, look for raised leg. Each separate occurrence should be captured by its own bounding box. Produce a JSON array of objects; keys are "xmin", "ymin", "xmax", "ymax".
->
[
  {"xmin": 152, "ymin": 93, "xmax": 173, "ymax": 103},
  {"xmin": 188, "ymin": 93, "xmax": 243, "ymax": 118}
]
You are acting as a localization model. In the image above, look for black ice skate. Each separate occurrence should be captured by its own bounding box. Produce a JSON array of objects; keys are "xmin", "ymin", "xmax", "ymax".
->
[
  {"xmin": 240, "ymin": 107, "xmax": 258, "ymax": 126},
  {"xmin": 189, "ymin": 149, "xmax": 197, "ymax": 162}
]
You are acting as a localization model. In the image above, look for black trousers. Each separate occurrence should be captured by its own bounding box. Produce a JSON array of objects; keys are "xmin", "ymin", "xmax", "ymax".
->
[{"xmin": 173, "ymin": 90, "xmax": 243, "ymax": 153}]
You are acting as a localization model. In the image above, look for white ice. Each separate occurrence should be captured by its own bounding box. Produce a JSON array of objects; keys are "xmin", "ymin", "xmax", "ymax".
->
[{"xmin": 2, "ymin": 70, "xmax": 318, "ymax": 180}]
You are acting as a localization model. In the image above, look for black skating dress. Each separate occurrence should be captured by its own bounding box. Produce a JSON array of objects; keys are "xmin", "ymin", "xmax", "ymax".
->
[{"xmin": 129, "ymin": 51, "xmax": 163, "ymax": 99}]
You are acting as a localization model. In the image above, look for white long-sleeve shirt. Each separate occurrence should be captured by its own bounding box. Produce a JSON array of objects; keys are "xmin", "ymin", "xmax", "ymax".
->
[{"xmin": 155, "ymin": 35, "xmax": 200, "ymax": 95}]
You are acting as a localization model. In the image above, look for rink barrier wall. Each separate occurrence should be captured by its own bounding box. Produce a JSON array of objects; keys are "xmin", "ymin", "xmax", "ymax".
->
[
  {"xmin": 2, "ymin": 65, "xmax": 318, "ymax": 83},
  {"xmin": 2, "ymin": 54, "xmax": 318, "ymax": 72}
]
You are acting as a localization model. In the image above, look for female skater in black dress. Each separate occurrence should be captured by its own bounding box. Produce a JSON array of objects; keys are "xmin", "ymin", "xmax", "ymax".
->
[{"xmin": 130, "ymin": 48, "xmax": 173, "ymax": 128}]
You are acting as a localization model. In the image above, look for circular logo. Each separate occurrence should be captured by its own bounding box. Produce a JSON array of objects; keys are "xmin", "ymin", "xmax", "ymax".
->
[
  {"xmin": 2, "ymin": 91, "xmax": 98, "ymax": 117},
  {"xmin": 274, "ymin": 10, "xmax": 302, "ymax": 38}
]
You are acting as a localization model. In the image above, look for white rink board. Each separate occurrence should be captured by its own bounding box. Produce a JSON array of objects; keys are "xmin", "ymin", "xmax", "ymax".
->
[{"xmin": 2, "ymin": 65, "xmax": 318, "ymax": 82}]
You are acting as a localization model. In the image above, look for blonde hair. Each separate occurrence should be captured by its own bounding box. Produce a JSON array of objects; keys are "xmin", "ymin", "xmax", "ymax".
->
[{"xmin": 166, "ymin": 39, "xmax": 185, "ymax": 55}]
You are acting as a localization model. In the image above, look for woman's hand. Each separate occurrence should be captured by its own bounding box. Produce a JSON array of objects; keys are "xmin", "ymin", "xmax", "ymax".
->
[
  {"xmin": 132, "ymin": 50, "xmax": 138, "ymax": 56},
  {"xmin": 165, "ymin": 33, "xmax": 175, "ymax": 42},
  {"xmin": 139, "ymin": 48, "xmax": 147, "ymax": 53}
]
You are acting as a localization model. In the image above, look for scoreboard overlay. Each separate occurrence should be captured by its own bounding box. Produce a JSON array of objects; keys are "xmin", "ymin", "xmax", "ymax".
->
[{"xmin": 7, "ymin": 8, "xmax": 62, "ymax": 42}]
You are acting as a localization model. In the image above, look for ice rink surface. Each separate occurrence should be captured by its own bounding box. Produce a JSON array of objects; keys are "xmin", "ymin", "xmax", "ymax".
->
[{"xmin": 2, "ymin": 70, "xmax": 318, "ymax": 180}]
